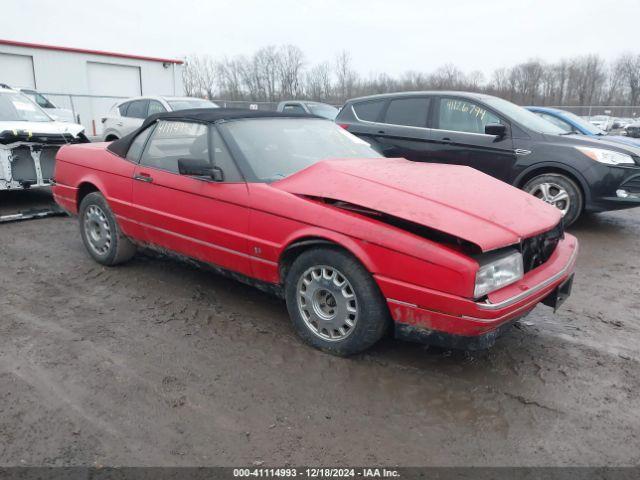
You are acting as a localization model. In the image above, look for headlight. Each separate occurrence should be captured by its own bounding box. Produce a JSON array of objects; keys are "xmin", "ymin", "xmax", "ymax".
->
[
  {"xmin": 575, "ymin": 146, "xmax": 635, "ymax": 165},
  {"xmin": 474, "ymin": 250, "xmax": 524, "ymax": 298}
]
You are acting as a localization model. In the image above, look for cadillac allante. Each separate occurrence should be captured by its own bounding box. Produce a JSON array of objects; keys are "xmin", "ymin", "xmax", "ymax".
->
[{"xmin": 53, "ymin": 109, "xmax": 578, "ymax": 355}]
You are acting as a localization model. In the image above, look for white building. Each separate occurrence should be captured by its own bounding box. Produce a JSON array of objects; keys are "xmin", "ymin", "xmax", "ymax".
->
[{"xmin": 0, "ymin": 39, "xmax": 184, "ymax": 135}]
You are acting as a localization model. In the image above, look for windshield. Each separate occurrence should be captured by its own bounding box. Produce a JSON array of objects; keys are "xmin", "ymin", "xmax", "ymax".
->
[
  {"xmin": 307, "ymin": 104, "xmax": 339, "ymax": 120},
  {"xmin": 168, "ymin": 99, "xmax": 218, "ymax": 111},
  {"xmin": 561, "ymin": 110, "xmax": 606, "ymax": 135},
  {"xmin": 0, "ymin": 92, "xmax": 52, "ymax": 122},
  {"xmin": 222, "ymin": 118, "xmax": 382, "ymax": 182},
  {"xmin": 483, "ymin": 96, "xmax": 566, "ymax": 135}
]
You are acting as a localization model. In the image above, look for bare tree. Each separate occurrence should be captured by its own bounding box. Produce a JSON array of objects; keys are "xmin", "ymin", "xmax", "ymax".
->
[
  {"xmin": 278, "ymin": 45, "xmax": 305, "ymax": 99},
  {"xmin": 182, "ymin": 54, "xmax": 217, "ymax": 99},
  {"xmin": 619, "ymin": 53, "xmax": 640, "ymax": 105},
  {"xmin": 184, "ymin": 45, "xmax": 640, "ymax": 110},
  {"xmin": 335, "ymin": 51, "xmax": 358, "ymax": 102}
]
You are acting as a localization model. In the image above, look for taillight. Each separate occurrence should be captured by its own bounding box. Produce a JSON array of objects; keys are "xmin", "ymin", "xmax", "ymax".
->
[{"xmin": 338, "ymin": 123, "xmax": 350, "ymax": 130}]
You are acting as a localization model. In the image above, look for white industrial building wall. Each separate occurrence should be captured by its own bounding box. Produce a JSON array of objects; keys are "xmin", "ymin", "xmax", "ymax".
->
[{"xmin": 0, "ymin": 42, "xmax": 184, "ymax": 135}]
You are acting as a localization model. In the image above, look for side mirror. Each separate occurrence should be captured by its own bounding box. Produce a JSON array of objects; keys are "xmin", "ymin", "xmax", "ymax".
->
[
  {"xmin": 178, "ymin": 158, "xmax": 224, "ymax": 182},
  {"xmin": 485, "ymin": 123, "xmax": 507, "ymax": 138}
]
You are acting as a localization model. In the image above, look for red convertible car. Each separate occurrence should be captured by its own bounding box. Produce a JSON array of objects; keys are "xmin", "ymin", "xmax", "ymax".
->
[{"xmin": 53, "ymin": 109, "xmax": 578, "ymax": 355}]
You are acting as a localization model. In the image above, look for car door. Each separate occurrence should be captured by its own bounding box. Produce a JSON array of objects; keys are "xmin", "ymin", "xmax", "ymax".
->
[
  {"xmin": 371, "ymin": 96, "xmax": 433, "ymax": 161},
  {"xmin": 131, "ymin": 120, "xmax": 252, "ymax": 276},
  {"xmin": 429, "ymin": 96, "xmax": 516, "ymax": 181}
]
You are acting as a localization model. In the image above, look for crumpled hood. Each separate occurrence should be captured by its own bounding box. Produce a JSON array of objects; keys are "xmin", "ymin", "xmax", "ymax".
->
[
  {"xmin": 0, "ymin": 120, "xmax": 84, "ymax": 137},
  {"xmin": 274, "ymin": 158, "xmax": 562, "ymax": 252}
]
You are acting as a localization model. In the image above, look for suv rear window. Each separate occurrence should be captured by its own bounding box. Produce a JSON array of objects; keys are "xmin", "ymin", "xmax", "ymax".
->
[
  {"xmin": 383, "ymin": 98, "xmax": 430, "ymax": 127},
  {"xmin": 353, "ymin": 100, "xmax": 385, "ymax": 122}
]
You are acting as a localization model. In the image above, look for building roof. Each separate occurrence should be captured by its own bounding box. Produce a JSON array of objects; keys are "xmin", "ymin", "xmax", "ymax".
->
[
  {"xmin": 107, "ymin": 108, "xmax": 317, "ymax": 157},
  {"xmin": 0, "ymin": 39, "xmax": 183, "ymax": 65}
]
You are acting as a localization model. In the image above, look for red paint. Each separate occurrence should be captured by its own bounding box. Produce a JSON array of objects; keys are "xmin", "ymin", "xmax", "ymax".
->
[
  {"xmin": 52, "ymin": 144, "xmax": 578, "ymax": 340},
  {"xmin": 275, "ymin": 158, "xmax": 562, "ymax": 252},
  {"xmin": 0, "ymin": 38, "xmax": 183, "ymax": 65}
]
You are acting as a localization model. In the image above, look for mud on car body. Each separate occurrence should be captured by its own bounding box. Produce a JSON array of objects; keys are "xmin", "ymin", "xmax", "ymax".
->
[
  {"xmin": 0, "ymin": 84, "xmax": 87, "ymax": 191},
  {"xmin": 53, "ymin": 108, "xmax": 578, "ymax": 356}
]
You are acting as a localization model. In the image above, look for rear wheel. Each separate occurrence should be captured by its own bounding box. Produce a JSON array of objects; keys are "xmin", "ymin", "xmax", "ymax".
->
[
  {"xmin": 284, "ymin": 248, "xmax": 389, "ymax": 356},
  {"xmin": 79, "ymin": 192, "xmax": 136, "ymax": 265},
  {"xmin": 523, "ymin": 173, "xmax": 583, "ymax": 226}
]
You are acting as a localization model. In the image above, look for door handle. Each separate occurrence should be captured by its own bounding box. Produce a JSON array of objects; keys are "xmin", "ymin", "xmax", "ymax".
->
[
  {"xmin": 440, "ymin": 137, "xmax": 452, "ymax": 143},
  {"xmin": 377, "ymin": 130, "xmax": 385, "ymax": 134},
  {"xmin": 134, "ymin": 173, "xmax": 153, "ymax": 183},
  {"xmin": 116, "ymin": 122, "xmax": 123, "ymax": 127}
]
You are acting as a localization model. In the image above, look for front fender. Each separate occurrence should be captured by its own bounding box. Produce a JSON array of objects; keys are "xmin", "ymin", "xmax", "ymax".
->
[{"xmin": 513, "ymin": 161, "xmax": 592, "ymax": 205}]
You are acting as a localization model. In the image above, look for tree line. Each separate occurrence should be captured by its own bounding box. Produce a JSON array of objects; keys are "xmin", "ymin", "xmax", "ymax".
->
[{"xmin": 182, "ymin": 45, "xmax": 640, "ymax": 106}]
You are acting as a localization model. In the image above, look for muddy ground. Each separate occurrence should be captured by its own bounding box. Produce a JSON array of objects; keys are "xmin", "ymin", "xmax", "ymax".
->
[{"xmin": 0, "ymin": 189, "xmax": 639, "ymax": 467}]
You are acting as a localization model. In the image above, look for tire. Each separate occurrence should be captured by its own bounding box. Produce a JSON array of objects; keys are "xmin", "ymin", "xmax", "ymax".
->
[
  {"xmin": 523, "ymin": 173, "xmax": 583, "ymax": 226},
  {"xmin": 78, "ymin": 192, "xmax": 136, "ymax": 266},
  {"xmin": 284, "ymin": 247, "xmax": 390, "ymax": 356}
]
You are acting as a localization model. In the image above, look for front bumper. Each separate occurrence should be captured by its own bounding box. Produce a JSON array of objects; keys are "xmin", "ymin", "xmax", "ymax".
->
[
  {"xmin": 583, "ymin": 165, "xmax": 640, "ymax": 212},
  {"xmin": 375, "ymin": 234, "xmax": 578, "ymax": 348}
]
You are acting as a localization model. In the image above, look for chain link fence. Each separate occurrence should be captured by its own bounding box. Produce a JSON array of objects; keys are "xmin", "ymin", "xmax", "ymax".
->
[
  {"xmin": 211, "ymin": 100, "xmax": 279, "ymax": 111},
  {"xmin": 548, "ymin": 105, "xmax": 640, "ymax": 120},
  {"xmin": 35, "ymin": 91, "xmax": 640, "ymax": 140},
  {"xmin": 41, "ymin": 92, "xmax": 128, "ymax": 138}
]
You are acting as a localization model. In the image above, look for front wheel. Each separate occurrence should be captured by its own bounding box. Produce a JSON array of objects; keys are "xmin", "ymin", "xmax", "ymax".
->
[
  {"xmin": 523, "ymin": 173, "xmax": 583, "ymax": 226},
  {"xmin": 284, "ymin": 247, "xmax": 390, "ymax": 356}
]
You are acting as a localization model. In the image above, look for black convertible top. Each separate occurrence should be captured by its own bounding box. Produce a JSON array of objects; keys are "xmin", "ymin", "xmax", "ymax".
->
[{"xmin": 107, "ymin": 107, "xmax": 317, "ymax": 158}]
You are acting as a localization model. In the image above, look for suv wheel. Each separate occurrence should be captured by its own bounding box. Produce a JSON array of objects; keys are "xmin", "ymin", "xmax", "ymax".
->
[
  {"xmin": 79, "ymin": 192, "xmax": 136, "ymax": 265},
  {"xmin": 523, "ymin": 173, "xmax": 583, "ymax": 226},
  {"xmin": 284, "ymin": 248, "xmax": 389, "ymax": 356}
]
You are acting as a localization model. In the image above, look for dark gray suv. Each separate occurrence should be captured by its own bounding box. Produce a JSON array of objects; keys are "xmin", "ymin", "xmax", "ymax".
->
[{"xmin": 336, "ymin": 91, "xmax": 640, "ymax": 225}]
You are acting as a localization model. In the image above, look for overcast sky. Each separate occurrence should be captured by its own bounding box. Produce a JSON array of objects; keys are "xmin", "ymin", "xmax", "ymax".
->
[{"xmin": 3, "ymin": 0, "xmax": 639, "ymax": 77}]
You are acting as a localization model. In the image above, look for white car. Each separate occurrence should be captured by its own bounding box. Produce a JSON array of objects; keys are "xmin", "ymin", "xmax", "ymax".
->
[
  {"xmin": 0, "ymin": 84, "xmax": 86, "ymax": 191},
  {"xmin": 101, "ymin": 96, "xmax": 218, "ymax": 141},
  {"xmin": 17, "ymin": 87, "xmax": 77, "ymax": 123}
]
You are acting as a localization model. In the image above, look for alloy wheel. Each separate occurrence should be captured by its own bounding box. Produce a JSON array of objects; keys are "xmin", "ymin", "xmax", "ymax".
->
[
  {"xmin": 527, "ymin": 182, "xmax": 570, "ymax": 216},
  {"xmin": 296, "ymin": 265, "xmax": 358, "ymax": 341}
]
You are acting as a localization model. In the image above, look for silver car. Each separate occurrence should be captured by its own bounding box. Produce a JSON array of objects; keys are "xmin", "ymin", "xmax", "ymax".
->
[
  {"xmin": 101, "ymin": 96, "xmax": 218, "ymax": 141},
  {"xmin": 276, "ymin": 101, "xmax": 339, "ymax": 120}
]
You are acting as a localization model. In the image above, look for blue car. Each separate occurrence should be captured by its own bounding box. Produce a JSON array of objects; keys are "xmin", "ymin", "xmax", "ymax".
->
[{"xmin": 526, "ymin": 106, "xmax": 640, "ymax": 148}]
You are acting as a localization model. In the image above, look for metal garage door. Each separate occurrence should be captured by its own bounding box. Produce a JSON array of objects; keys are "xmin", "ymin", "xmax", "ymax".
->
[
  {"xmin": 0, "ymin": 53, "xmax": 35, "ymax": 88},
  {"xmin": 86, "ymin": 62, "xmax": 142, "ymax": 97},
  {"xmin": 86, "ymin": 62, "xmax": 142, "ymax": 135}
]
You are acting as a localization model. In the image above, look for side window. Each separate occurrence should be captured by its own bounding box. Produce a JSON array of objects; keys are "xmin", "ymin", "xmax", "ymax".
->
[
  {"xmin": 211, "ymin": 127, "xmax": 243, "ymax": 182},
  {"xmin": 352, "ymin": 100, "xmax": 386, "ymax": 122},
  {"xmin": 148, "ymin": 100, "xmax": 167, "ymax": 115},
  {"xmin": 438, "ymin": 98, "xmax": 502, "ymax": 134},
  {"xmin": 283, "ymin": 104, "xmax": 305, "ymax": 114},
  {"xmin": 34, "ymin": 93, "xmax": 54, "ymax": 108},
  {"xmin": 538, "ymin": 112, "xmax": 572, "ymax": 133},
  {"xmin": 126, "ymin": 100, "xmax": 149, "ymax": 119},
  {"xmin": 118, "ymin": 102, "xmax": 130, "ymax": 116},
  {"xmin": 125, "ymin": 125, "xmax": 154, "ymax": 163},
  {"xmin": 140, "ymin": 121, "xmax": 208, "ymax": 174},
  {"xmin": 383, "ymin": 98, "xmax": 430, "ymax": 127}
]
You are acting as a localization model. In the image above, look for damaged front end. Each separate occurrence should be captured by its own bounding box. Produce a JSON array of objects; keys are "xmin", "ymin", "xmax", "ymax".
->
[{"xmin": 0, "ymin": 129, "xmax": 88, "ymax": 191}]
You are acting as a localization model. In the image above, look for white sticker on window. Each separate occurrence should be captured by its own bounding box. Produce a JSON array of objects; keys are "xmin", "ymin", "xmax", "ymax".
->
[{"xmin": 13, "ymin": 101, "xmax": 36, "ymax": 112}]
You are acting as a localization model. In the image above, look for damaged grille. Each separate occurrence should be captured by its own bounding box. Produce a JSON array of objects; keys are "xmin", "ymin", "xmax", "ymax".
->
[{"xmin": 521, "ymin": 221, "xmax": 564, "ymax": 272}]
